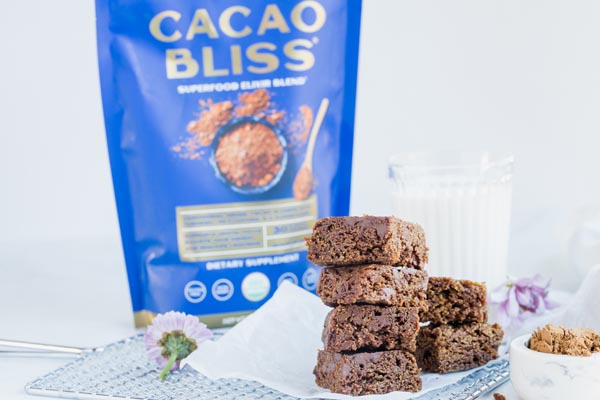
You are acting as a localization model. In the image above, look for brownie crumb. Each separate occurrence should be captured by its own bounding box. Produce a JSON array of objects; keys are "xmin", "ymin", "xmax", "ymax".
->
[
  {"xmin": 493, "ymin": 393, "xmax": 506, "ymax": 400},
  {"xmin": 529, "ymin": 324, "xmax": 600, "ymax": 356}
]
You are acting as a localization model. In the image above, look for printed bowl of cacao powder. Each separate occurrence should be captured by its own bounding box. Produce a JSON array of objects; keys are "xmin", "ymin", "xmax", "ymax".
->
[{"xmin": 210, "ymin": 117, "xmax": 288, "ymax": 194}]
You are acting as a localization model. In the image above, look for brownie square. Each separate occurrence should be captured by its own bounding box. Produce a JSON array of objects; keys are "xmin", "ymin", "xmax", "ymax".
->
[
  {"xmin": 322, "ymin": 305, "xmax": 419, "ymax": 353},
  {"xmin": 317, "ymin": 264, "xmax": 428, "ymax": 311},
  {"xmin": 416, "ymin": 322, "xmax": 504, "ymax": 373},
  {"xmin": 421, "ymin": 277, "xmax": 487, "ymax": 324},
  {"xmin": 306, "ymin": 216, "xmax": 428, "ymax": 269},
  {"xmin": 314, "ymin": 349, "xmax": 422, "ymax": 395}
]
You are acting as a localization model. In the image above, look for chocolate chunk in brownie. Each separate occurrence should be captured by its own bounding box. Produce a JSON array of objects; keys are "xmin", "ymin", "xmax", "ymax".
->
[
  {"xmin": 529, "ymin": 324, "xmax": 600, "ymax": 356},
  {"xmin": 421, "ymin": 277, "xmax": 487, "ymax": 324},
  {"xmin": 317, "ymin": 264, "xmax": 428, "ymax": 311},
  {"xmin": 314, "ymin": 349, "xmax": 422, "ymax": 395},
  {"xmin": 416, "ymin": 322, "xmax": 503, "ymax": 373},
  {"xmin": 306, "ymin": 216, "xmax": 428, "ymax": 269},
  {"xmin": 322, "ymin": 305, "xmax": 419, "ymax": 353}
]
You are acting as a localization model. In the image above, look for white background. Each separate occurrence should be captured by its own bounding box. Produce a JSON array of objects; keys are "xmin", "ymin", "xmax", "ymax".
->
[{"xmin": 1, "ymin": 0, "xmax": 600, "ymax": 398}]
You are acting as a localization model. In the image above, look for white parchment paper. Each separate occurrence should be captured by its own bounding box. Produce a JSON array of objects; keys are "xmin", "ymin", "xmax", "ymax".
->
[{"xmin": 184, "ymin": 281, "xmax": 480, "ymax": 399}]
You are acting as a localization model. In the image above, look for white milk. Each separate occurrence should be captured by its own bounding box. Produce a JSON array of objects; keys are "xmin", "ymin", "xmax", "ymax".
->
[{"xmin": 389, "ymin": 153, "xmax": 513, "ymax": 289}]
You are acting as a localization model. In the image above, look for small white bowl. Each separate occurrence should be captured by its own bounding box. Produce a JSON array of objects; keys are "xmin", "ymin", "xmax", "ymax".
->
[{"xmin": 510, "ymin": 334, "xmax": 600, "ymax": 400}]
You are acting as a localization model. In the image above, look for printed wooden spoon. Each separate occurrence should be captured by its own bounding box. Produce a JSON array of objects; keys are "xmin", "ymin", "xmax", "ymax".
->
[{"xmin": 293, "ymin": 98, "xmax": 329, "ymax": 200}]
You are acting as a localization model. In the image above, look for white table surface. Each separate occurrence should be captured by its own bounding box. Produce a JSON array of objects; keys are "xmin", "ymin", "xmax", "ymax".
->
[{"xmin": 0, "ymin": 237, "xmax": 519, "ymax": 400}]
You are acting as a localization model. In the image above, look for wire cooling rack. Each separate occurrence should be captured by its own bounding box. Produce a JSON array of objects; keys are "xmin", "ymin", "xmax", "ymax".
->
[{"xmin": 25, "ymin": 334, "xmax": 509, "ymax": 400}]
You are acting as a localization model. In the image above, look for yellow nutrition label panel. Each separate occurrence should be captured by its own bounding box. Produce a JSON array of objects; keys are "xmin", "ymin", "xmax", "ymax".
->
[{"xmin": 176, "ymin": 196, "xmax": 317, "ymax": 262}]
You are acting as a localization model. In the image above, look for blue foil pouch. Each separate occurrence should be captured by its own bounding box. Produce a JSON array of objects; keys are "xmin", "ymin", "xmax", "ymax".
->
[{"xmin": 95, "ymin": 0, "xmax": 362, "ymax": 327}]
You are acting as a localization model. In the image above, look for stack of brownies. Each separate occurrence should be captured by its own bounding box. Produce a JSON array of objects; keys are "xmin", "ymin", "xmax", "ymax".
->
[
  {"xmin": 306, "ymin": 216, "xmax": 430, "ymax": 395},
  {"xmin": 416, "ymin": 277, "xmax": 504, "ymax": 373}
]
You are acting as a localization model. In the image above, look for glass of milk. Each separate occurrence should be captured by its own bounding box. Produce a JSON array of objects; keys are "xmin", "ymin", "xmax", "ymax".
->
[{"xmin": 389, "ymin": 152, "xmax": 514, "ymax": 288}]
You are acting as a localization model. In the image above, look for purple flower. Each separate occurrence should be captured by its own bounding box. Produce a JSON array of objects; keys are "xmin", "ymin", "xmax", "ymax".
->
[
  {"xmin": 490, "ymin": 274, "xmax": 559, "ymax": 327},
  {"xmin": 144, "ymin": 311, "xmax": 213, "ymax": 380}
]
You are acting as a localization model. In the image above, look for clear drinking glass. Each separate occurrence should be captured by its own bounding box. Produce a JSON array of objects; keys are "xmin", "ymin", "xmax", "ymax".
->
[{"xmin": 389, "ymin": 152, "xmax": 514, "ymax": 288}]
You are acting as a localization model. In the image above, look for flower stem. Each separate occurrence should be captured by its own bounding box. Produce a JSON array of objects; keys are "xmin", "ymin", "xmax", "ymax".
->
[{"xmin": 159, "ymin": 349, "xmax": 178, "ymax": 381}]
